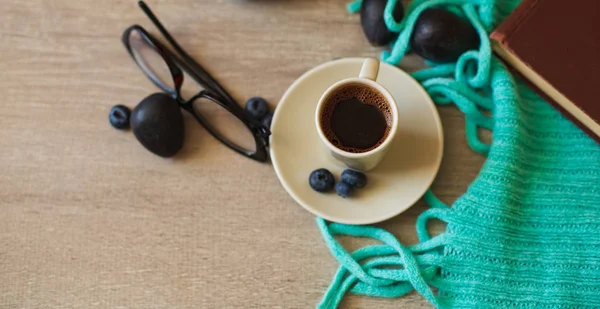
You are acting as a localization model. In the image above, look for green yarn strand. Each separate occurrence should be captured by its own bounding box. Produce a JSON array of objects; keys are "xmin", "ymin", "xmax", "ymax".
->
[
  {"xmin": 382, "ymin": 0, "xmax": 484, "ymax": 64},
  {"xmin": 383, "ymin": 0, "xmax": 405, "ymax": 32},
  {"xmin": 316, "ymin": 217, "xmax": 445, "ymax": 308},
  {"xmin": 347, "ymin": 0, "xmax": 362, "ymax": 13}
]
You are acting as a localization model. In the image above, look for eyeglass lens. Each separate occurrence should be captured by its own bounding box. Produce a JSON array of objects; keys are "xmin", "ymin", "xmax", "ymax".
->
[
  {"xmin": 128, "ymin": 29, "xmax": 175, "ymax": 92},
  {"xmin": 191, "ymin": 94, "xmax": 257, "ymax": 153}
]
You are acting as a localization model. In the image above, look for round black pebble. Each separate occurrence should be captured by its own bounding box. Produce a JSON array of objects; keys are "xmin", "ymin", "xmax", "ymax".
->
[
  {"xmin": 360, "ymin": 0, "xmax": 405, "ymax": 46},
  {"xmin": 245, "ymin": 97, "xmax": 269, "ymax": 120},
  {"xmin": 335, "ymin": 181, "xmax": 353, "ymax": 198},
  {"xmin": 130, "ymin": 93, "xmax": 185, "ymax": 158},
  {"xmin": 410, "ymin": 8, "xmax": 479, "ymax": 63},
  {"xmin": 309, "ymin": 168, "xmax": 335, "ymax": 193},
  {"xmin": 109, "ymin": 105, "xmax": 131, "ymax": 130}
]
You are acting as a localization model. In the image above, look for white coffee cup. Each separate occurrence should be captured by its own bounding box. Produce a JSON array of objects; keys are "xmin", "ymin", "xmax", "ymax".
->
[{"xmin": 315, "ymin": 58, "xmax": 399, "ymax": 172}]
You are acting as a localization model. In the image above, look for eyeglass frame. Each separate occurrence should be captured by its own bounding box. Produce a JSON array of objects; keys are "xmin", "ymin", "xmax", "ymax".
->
[{"xmin": 122, "ymin": 1, "xmax": 271, "ymax": 162}]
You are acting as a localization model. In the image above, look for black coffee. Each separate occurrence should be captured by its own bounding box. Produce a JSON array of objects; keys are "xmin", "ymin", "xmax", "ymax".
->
[{"xmin": 320, "ymin": 83, "xmax": 393, "ymax": 153}]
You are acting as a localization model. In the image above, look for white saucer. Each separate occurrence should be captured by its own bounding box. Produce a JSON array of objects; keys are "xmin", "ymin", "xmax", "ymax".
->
[{"xmin": 270, "ymin": 58, "xmax": 443, "ymax": 225}]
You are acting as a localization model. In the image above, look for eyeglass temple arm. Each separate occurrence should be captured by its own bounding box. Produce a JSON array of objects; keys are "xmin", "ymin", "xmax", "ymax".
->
[{"xmin": 137, "ymin": 1, "xmax": 239, "ymax": 108}]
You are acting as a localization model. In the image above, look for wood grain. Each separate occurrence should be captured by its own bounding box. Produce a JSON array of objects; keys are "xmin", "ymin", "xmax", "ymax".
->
[{"xmin": 0, "ymin": 0, "xmax": 487, "ymax": 308}]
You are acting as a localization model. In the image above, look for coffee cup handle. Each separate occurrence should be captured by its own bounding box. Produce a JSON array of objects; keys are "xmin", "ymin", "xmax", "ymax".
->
[{"xmin": 359, "ymin": 58, "xmax": 380, "ymax": 81}]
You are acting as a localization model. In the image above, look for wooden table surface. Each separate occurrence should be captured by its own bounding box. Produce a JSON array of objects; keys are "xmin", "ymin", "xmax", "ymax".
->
[{"xmin": 0, "ymin": 0, "xmax": 487, "ymax": 308}]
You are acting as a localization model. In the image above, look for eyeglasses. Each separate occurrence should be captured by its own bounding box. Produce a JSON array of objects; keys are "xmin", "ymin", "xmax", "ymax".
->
[{"xmin": 123, "ymin": 1, "xmax": 270, "ymax": 162}]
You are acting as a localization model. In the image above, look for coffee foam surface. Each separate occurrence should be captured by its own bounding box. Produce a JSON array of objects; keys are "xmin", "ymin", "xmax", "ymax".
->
[{"xmin": 320, "ymin": 83, "xmax": 393, "ymax": 153}]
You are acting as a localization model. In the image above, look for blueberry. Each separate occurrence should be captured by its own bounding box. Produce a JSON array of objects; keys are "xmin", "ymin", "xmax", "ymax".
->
[
  {"xmin": 261, "ymin": 112, "xmax": 273, "ymax": 129},
  {"xmin": 309, "ymin": 168, "xmax": 335, "ymax": 192},
  {"xmin": 341, "ymin": 169, "xmax": 368, "ymax": 188},
  {"xmin": 245, "ymin": 97, "xmax": 269, "ymax": 120},
  {"xmin": 335, "ymin": 181, "xmax": 353, "ymax": 198},
  {"xmin": 109, "ymin": 105, "xmax": 131, "ymax": 130}
]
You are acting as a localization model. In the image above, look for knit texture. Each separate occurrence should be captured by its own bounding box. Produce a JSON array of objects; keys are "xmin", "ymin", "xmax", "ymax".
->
[{"xmin": 316, "ymin": 0, "xmax": 600, "ymax": 308}]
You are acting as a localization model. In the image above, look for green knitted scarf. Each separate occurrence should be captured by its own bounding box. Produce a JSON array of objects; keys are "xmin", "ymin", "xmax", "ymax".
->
[{"xmin": 316, "ymin": 0, "xmax": 600, "ymax": 308}]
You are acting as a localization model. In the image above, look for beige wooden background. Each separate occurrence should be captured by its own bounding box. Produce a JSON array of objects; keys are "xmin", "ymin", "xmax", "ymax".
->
[{"xmin": 0, "ymin": 0, "xmax": 487, "ymax": 308}]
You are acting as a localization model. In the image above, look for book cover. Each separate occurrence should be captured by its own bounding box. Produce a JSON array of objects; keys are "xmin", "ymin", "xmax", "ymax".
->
[{"xmin": 490, "ymin": 0, "xmax": 600, "ymax": 142}]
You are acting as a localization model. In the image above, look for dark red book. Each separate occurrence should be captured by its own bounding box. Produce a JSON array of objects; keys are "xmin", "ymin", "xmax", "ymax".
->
[{"xmin": 490, "ymin": 0, "xmax": 600, "ymax": 142}]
